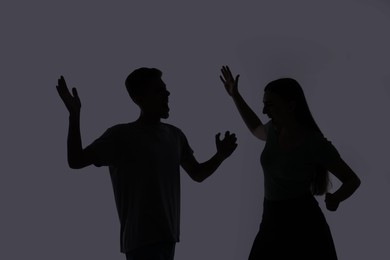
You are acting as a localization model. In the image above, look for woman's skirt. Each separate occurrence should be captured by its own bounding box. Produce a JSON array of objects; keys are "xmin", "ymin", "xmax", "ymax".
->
[{"xmin": 248, "ymin": 194, "xmax": 338, "ymax": 260}]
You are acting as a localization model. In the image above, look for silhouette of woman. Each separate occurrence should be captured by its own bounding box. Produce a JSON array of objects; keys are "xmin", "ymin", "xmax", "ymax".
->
[{"xmin": 220, "ymin": 66, "xmax": 361, "ymax": 260}]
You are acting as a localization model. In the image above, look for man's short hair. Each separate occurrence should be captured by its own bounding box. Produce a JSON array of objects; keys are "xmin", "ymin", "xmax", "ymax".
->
[{"xmin": 125, "ymin": 67, "xmax": 162, "ymax": 100}]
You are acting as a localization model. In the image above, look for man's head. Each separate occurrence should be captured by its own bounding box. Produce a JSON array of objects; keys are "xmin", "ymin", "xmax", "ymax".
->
[{"xmin": 125, "ymin": 68, "xmax": 170, "ymax": 119}]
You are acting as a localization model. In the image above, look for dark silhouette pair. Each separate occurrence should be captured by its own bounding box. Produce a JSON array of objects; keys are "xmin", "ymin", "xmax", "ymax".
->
[{"xmin": 57, "ymin": 66, "xmax": 360, "ymax": 260}]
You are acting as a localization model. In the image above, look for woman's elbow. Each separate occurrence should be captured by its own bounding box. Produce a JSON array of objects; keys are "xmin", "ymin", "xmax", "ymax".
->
[
  {"xmin": 68, "ymin": 161, "xmax": 83, "ymax": 169},
  {"xmin": 350, "ymin": 176, "xmax": 361, "ymax": 190},
  {"xmin": 68, "ymin": 158, "xmax": 88, "ymax": 169}
]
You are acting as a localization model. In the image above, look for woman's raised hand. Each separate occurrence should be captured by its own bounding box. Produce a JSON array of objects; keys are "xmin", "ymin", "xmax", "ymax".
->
[{"xmin": 220, "ymin": 65, "xmax": 240, "ymax": 97}]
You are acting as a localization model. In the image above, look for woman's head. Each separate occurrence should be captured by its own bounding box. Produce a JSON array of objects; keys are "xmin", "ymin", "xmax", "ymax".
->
[
  {"xmin": 263, "ymin": 78, "xmax": 320, "ymax": 133},
  {"xmin": 263, "ymin": 78, "xmax": 330, "ymax": 195}
]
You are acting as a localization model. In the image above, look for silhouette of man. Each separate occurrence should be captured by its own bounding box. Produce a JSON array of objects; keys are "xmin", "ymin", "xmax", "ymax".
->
[{"xmin": 56, "ymin": 67, "xmax": 238, "ymax": 260}]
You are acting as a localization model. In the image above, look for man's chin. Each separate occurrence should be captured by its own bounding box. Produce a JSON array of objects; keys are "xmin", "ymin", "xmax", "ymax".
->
[{"xmin": 161, "ymin": 113, "xmax": 169, "ymax": 119}]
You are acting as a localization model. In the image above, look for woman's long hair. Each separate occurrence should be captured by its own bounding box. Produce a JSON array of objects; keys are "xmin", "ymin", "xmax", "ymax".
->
[{"xmin": 264, "ymin": 78, "xmax": 330, "ymax": 195}]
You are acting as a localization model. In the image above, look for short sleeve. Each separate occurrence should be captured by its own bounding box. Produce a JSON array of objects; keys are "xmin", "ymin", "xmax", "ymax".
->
[
  {"xmin": 311, "ymin": 134, "xmax": 341, "ymax": 168},
  {"xmin": 84, "ymin": 126, "xmax": 122, "ymax": 167},
  {"xmin": 178, "ymin": 129, "xmax": 194, "ymax": 163}
]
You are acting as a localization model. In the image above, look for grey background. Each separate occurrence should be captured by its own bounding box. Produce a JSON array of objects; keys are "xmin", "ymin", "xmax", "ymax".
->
[{"xmin": 1, "ymin": 0, "xmax": 390, "ymax": 259}]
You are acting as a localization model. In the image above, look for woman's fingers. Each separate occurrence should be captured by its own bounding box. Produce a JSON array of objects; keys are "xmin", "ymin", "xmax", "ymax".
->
[{"xmin": 219, "ymin": 75, "xmax": 226, "ymax": 84}]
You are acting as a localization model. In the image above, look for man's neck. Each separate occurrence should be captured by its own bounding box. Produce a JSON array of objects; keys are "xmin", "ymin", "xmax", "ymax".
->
[{"xmin": 136, "ymin": 113, "xmax": 161, "ymax": 125}]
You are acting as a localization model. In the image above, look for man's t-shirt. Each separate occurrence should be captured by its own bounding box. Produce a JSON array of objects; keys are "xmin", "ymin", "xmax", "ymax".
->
[
  {"xmin": 260, "ymin": 121, "xmax": 341, "ymax": 200},
  {"xmin": 84, "ymin": 122, "xmax": 194, "ymax": 253}
]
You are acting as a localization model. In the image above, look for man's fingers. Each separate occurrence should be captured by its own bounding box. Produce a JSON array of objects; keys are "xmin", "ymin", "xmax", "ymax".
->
[
  {"xmin": 56, "ymin": 84, "xmax": 70, "ymax": 101},
  {"xmin": 226, "ymin": 131, "xmax": 237, "ymax": 142},
  {"xmin": 222, "ymin": 131, "xmax": 238, "ymax": 139},
  {"xmin": 72, "ymin": 87, "xmax": 79, "ymax": 98},
  {"xmin": 215, "ymin": 132, "xmax": 221, "ymax": 142},
  {"xmin": 59, "ymin": 75, "xmax": 67, "ymax": 87},
  {"xmin": 57, "ymin": 76, "xmax": 70, "ymax": 94},
  {"xmin": 225, "ymin": 131, "xmax": 237, "ymax": 145},
  {"xmin": 56, "ymin": 76, "xmax": 81, "ymax": 109},
  {"xmin": 217, "ymin": 131, "xmax": 238, "ymax": 142}
]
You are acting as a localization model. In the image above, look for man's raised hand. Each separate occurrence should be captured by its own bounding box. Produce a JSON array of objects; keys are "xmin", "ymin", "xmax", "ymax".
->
[
  {"xmin": 216, "ymin": 131, "xmax": 238, "ymax": 159},
  {"xmin": 56, "ymin": 76, "xmax": 81, "ymax": 115}
]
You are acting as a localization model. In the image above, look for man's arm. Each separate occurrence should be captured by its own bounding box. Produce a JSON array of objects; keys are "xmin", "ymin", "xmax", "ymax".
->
[
  {"xmin": 181, "ymin": 131, "xmax": 237, "ymax": 182},
  {"xmin": 67, "ymin": 113, "xmax": 93, "ymax": 169},
  {"xmin": 57, "ymin": 76, "xmax": 93, "ymax": 169}
]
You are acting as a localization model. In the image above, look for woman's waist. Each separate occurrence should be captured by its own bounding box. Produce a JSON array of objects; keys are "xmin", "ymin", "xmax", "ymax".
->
[{"xmin": 263, "ymin": 192, "xmax": 319, "ymax": 210}]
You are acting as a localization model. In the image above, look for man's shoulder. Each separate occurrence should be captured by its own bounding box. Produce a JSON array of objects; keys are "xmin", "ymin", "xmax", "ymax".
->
[
  {"xmin": 107, "ymin": 123, "xmax": 131, "ymax": 130},
  {"xmin": 161, "ymin": 122, "xmax": 180, "ymax": 130},
  {"xmin": 161, "ymin": 122, "xmax": 186, "ymax": 135},
  {"xmin": 108, "ymin": 122, "xmax": 182, "ymax": 133},
  {"xmin": 102, "ymin": 123, "xmax": 133, "ymax": 136},
  {"xmin": 107, "ymin": 122, "xmax": 188, "ymax": 139}
]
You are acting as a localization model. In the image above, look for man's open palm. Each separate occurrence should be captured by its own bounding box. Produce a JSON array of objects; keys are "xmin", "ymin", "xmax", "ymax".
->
[
  {"xmin": 56, "ymin": 76, "xmax": 81, "ymax": 115},
  {"xmin": 216, "ymin": 131, "xmax": 238, "ymax": 159}
]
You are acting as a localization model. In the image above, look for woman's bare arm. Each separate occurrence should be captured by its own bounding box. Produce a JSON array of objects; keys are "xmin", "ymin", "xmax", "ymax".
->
[
  {"xmin": 325, "ymin": 157, "xmax": 361, "ymax": 211},
  {"xmin": 220, "ymin": 65, "xmax": 267, "ymax": 140}
]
